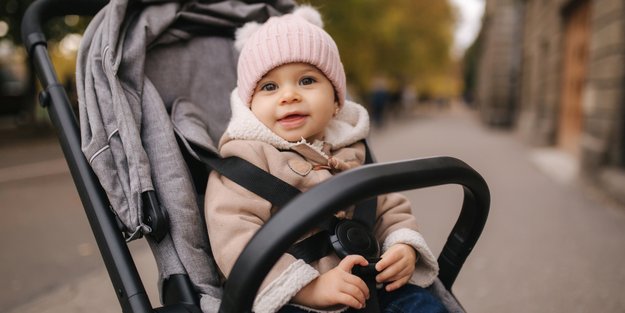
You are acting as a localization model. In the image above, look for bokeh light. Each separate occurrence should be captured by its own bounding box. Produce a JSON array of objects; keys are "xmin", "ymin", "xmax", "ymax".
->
[{"xmin": 0, "ymin": 21, "xmax": 9, "ymax": 38}]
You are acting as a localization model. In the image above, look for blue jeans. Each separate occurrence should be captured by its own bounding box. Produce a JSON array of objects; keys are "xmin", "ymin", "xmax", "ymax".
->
[{"xmin": 278, "ymin": 284, "xmax": 448, "ymax": 313}]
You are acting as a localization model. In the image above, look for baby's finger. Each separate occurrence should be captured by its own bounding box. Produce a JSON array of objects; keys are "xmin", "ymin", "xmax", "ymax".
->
[
  {"xmin": 384, "ymin": 275, "xmax": 410, "ymax": 292},
  {"xmin": 336, "ymin": 291, "xmax": 365, "ymax": 309},
  {"xmin": 340, "ymin": 281, "xmax": 367, "ymax": 305},
  {"xmin": 338, "ymin": 255, "xmax": 369, "ymax": 272},
  {"xmin": 377, "ymin": 260, "xmax": 413, "ymax": 283},
  {"xmin": 375, "ymin": 252, "xmax": 400, "ymax": 272},
  {"xmin": 376, "ymin": 261, "xmax": 402, "ymax": 282},
  {"xmin": 345, "ymin": 273, "xmax": 370, "ymax": 299}
]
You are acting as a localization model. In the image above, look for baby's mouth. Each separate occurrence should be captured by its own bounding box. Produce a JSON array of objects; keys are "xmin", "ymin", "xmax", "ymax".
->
[
  {"xmin": 279, "ymin": 114, "xmax": 306, "ymax": 122},
  {"xmin": 278, "ymin": 113, "xmax": 308, "ymax": 128}
]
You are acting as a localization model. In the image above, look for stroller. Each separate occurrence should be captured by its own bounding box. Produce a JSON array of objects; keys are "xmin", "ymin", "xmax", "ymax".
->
[{"xmin": 21, "ymin": 0, "xmax": 490, "ymax": 312}]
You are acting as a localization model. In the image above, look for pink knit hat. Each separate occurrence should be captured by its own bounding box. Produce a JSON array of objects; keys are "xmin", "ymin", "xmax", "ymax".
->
[{"xmin": 235, "ymin": 6, "xmax": 346, "ymax": 107}]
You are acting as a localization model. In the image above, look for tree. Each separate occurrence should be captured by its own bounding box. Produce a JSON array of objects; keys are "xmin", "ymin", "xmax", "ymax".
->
[
  {"xmin": 307, "ymin": 0, "xmax": 457, "ymax": 98},
  {"xmin": 461, "ymin": 31, "xmax": 482, "ymax": 105}
]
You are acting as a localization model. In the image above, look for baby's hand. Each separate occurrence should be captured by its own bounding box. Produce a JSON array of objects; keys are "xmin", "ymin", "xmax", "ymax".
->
[
  {"xmin": 292, "ymin": 255, "xmax": 370, "ymax": 310},
  {"xmin": 375, "ymin": 243, "xmax": 418, "ymax": 292}
]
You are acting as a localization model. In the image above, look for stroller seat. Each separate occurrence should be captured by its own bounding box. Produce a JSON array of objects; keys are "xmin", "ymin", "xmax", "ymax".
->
[{"xmin": 21, "ymin": 0, "xmax": 490, "ymax": 312}]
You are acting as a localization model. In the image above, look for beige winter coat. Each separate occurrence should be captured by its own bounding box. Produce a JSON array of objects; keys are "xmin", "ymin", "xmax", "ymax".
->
[{"xmin": 204, "ymin": 90, "xmax": 438, "ymax": 313}]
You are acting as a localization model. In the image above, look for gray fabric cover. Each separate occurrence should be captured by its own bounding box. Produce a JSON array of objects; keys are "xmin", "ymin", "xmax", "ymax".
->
[
  {"xmin": 146, "ymin": 36, "xmax": 237, "ymax": 152},
  {"xmin": 75, "ymin": 1, "xmax": 295, "ymax": 312}
]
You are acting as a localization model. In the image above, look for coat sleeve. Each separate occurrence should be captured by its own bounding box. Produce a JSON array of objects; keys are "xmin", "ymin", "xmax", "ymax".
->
[
  {"xmin": 374, "ymin": 193, "xmax": 439, "ymax": 287},
  {"xmin": 205, "ymin": 140, "xmax": 319, "ymax": 313}
]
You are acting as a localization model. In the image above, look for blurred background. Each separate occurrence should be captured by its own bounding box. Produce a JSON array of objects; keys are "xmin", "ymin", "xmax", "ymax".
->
[{"xmin": 2, "ymin": 0, "xmax": 625, "ymax": 312}]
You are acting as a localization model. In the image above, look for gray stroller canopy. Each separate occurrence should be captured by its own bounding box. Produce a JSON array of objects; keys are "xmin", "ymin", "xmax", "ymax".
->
[{"xmin": 76, "ymin": 0, "xmax": 295, "ymax": 312}]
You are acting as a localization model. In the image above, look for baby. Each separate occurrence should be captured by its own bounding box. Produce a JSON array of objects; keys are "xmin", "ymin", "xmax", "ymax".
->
[{"xmin": 205, "ymin": 6, "xmax": 447, "ymax": 313}]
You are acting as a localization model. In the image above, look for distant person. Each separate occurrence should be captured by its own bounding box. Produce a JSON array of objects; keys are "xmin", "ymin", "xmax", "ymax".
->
[
  {"xmin": 204, "ymin": 6, "xmax": 446, "ymax": 313},
  {"xmin": 370, "ymin": 77, "xmax": 390, "ymax": 127},
  {"xmin": 401, "ymin": 85, "xmax": 418, "ymax": 114},
  {"xmin": 463, "ymin": 90, "xmax": 474, "ymax": 108}
]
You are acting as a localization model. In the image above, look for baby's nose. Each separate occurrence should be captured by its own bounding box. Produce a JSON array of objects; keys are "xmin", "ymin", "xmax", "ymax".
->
[{"xmin": 280, "ymin": 88, "xmax": 301, "ymax": 104}]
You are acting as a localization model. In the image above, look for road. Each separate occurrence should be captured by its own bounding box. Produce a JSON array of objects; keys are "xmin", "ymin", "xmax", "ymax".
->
[{"xmin": 2, "ymin": 105, "xmax": 625, "ymax": 312}]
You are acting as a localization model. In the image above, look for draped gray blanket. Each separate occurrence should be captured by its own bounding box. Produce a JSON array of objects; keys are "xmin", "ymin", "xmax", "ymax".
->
[{"xmin": 75, "ymin": 0, "xmax": 295, "ymax": 311}]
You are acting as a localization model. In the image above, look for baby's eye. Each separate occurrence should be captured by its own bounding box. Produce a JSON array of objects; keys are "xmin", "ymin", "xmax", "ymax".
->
[
  {"xmin": 260, "ymin": 83, "xmax": 277, "ymax": 91},
  {"xmin": 300, "ymin": 77, "xmax": 316, "ymax": 86}
]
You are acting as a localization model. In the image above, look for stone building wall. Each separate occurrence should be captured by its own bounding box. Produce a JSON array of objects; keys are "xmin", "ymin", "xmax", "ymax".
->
[
  {"xmin": 582, "ymin": 0, "xmax": 625, "ymax": 169},
  {"xmin": 476, "ymin": 0, "xmax": 525, "ymax": 127},
  {"xmin": 517, "ymin": 0, "xmax": 567, "ymax": 145},
  {"xmin": 517, "ymin": 0, "xmax": 625, "ymax": 201}
]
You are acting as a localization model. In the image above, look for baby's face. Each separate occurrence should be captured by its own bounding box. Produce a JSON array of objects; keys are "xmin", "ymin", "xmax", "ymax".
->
[{"xmin": 250, "ymin": 63, "xmax": 337, "ymax": 142}]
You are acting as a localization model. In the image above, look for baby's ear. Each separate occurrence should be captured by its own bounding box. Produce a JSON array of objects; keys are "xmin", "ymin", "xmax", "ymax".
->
[
  {"xmin": 234, "ymin": 21, "xmax": 261, "ymax": 52},
  {"xmin": 292, "ymin": 5, "xmax": 323, "ymax": 28}
]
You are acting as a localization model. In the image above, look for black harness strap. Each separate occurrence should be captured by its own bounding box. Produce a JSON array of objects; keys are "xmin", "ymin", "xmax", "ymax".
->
[
  {"xmin": 353, "ymin": 197, "xmax": 377, "ymax": 229},
  {"xmin": 189, "ymin": 141, "xmax": 301, "ymax": 208},
  {"xmin": 287, "ymin": 230, "xmax": 332, "ymax": 263},
  {"xmin": 352, "ymin": 141, "xmax": 377, "ymax": 229}
]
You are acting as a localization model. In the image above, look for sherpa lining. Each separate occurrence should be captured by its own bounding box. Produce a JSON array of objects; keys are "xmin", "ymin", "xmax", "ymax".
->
[
  {"xmin": 383, "ymin": 228, "xmax": 439, "ymax": 288},
  {"xmin": 253, "ymin": 259, "xmax": 319, "ymax": 313}
]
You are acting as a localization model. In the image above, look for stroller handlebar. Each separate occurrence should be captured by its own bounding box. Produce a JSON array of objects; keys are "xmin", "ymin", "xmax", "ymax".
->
[
  {"xmin": 221, "ymin": 156, "xmax": 490, "ymax": 313},
  {"xmin": 21, "ymin": 0, "xmax": 108, "ymax": 55}
]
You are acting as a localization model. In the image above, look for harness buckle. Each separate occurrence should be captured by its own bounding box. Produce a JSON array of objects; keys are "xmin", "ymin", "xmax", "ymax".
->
[{"xmin": 329, "ymin": 218, "xmax": 380, "ymax": 260}]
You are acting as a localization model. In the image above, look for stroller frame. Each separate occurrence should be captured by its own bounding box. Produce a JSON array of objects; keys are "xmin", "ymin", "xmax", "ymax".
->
[{"xmin": 22, "ymin": 0, "xmax": 490, "ymax": 312}]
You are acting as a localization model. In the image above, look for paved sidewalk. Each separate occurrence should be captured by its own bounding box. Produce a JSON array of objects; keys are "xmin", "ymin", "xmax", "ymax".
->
[{"xmin": 5, "ymin": 242, "xmax": 159, "ymax": 313}]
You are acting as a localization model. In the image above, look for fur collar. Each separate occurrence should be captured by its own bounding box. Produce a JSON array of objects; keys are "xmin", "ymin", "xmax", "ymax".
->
[{"xmin": 222, "ymin": 88, "xmax": 370, "ymax": 150}]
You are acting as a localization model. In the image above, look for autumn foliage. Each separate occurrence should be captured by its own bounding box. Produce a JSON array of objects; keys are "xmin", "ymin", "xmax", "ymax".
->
[{"xmin": 306, "ymin": 0, "xmax": 458, "ymax": 99}]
